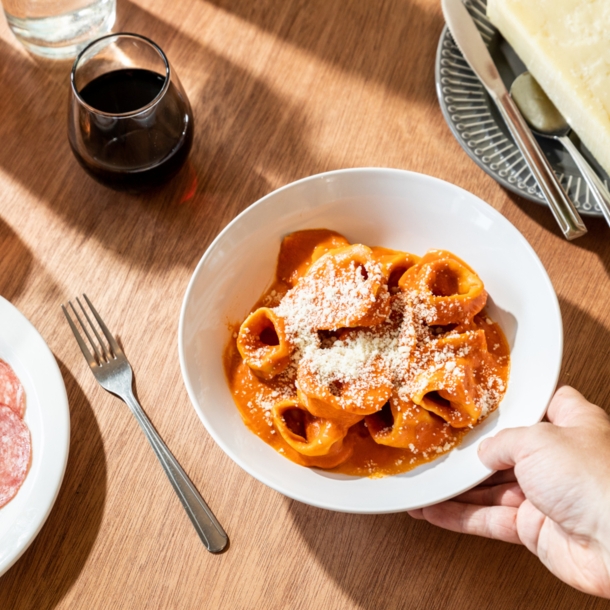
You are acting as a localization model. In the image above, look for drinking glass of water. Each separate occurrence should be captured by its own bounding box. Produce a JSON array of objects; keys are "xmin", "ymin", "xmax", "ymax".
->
[
  {"xmin": 2, "ymin": 0, "xmax": 115, "ymax": 59},
  {"xmin": 68, "ymin": 33, "xmax": 194, "ymax": 191}
]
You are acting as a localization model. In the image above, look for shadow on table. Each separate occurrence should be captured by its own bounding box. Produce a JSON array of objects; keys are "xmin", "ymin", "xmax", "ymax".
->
[
  {"xmin": 504, "ymin": 192, "xmax": 610, "ymax": 407},
  {"xmin": 505, "ymin": 191, "xmax": 610, "ymax": 275},
  {"xmin": 559, "ymin": 298, "xmax": 610, "ymax": 411},
  {"xmin": 0, "ymin": 360, "xmax": 107, "ymax": 610},
  {"xmin": 0, "ymin": 0, "xmax": 447, "ymax": 276},
  {"xmin": 0, "ymin": 217, "xmax": 32, "ymax": 301},
  {"xmin": 286, "ymin": 499, "xmax": 605, "ymax": 610},
  {"xmin": 204, "ymin": 0, "xmax": 443, "ymax": 106},
  {"xmin": 0, "ymin": 0, "xmax": 328, "ymax": 273},
  {"xmin": 286, "ymin": 299, "xmax": 610, "ymax": 609}
]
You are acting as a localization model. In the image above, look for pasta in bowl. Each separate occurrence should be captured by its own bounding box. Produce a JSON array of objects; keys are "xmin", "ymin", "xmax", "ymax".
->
[
  {"xmin": 179, "ymin": 168, "xmax": 562, "ymax": 513},
  {"xmin": 225, "ymin": 231, "xmax": 510, "ymax": 476}
]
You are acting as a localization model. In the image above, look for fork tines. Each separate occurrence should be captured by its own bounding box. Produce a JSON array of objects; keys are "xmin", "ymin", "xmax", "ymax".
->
[{"xmin": 62, "ymin": 294, "xmax": 122, "ymax": 366}]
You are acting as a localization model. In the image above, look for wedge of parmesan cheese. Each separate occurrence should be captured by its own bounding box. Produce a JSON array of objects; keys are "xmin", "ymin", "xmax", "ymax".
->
[{"xmin": 487, "ymin": 0, "xmax": 610, "ymax": 176}]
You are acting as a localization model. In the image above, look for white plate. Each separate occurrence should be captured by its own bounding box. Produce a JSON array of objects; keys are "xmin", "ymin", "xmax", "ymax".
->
[
  {"xmin": 0, "ymin": 297, "xmax": 70, "ymax": 575},
  {"xmin": 179, "ymin": 168, "xmax": 562, "ymax": 514}
]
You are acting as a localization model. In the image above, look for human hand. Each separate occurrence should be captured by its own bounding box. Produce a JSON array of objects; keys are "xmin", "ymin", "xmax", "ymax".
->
[{"xmin": 408, "ymin": 386, "xmax": 610, "ymax": 598}]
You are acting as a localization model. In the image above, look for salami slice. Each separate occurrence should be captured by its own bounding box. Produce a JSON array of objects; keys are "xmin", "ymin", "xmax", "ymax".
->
[
  {"xmin": 0, "ymin": 404, "xmax": 31, "ymax": 508},
  {"xmin": 0, "ymin": 359, "xmax": 25, "ymax": 418}
]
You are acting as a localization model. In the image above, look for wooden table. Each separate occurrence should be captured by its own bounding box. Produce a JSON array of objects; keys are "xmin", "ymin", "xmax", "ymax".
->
[{"xmin": 1, "ymin": 0, "xmax": 609, "ymax": 608}]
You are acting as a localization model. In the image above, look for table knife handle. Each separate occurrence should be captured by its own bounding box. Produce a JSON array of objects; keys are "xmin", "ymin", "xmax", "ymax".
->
[{"xmin": 494, "ymin": 91, "xmax": 587, "ymax": 240}]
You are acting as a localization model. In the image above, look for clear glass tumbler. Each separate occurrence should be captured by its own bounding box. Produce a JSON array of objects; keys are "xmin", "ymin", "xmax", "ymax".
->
[
  {"xmin": 68, "ymin": 33, "xmax": 194, "ymax": 191},
  {"xmin": 2, "ymin": 0, "xmax": 116, "ymax": 59}
]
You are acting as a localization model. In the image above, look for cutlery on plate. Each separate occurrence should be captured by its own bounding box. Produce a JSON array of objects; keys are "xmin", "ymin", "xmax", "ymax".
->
[
  {"xmin": 510, "ymin": 71, "xmax": 610, "ymax": 227},
  {"xmin": 441, "ymin": 0, "xmax": 587, "ymax": 241},
  {"xmin": 62, "ymin": 294, "xmax": 228, "ymax": 554}
]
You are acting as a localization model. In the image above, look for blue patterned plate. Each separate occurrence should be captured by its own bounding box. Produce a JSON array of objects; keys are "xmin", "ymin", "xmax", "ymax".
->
[{"xmin": 435, "ymin": 0, "xmax": 610, "ymax": 216}]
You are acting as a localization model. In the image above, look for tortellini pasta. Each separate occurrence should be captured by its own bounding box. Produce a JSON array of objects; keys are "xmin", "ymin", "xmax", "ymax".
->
[{"xmin": 225, "ymin": 230, "xmax": 510, "ymax": 477}]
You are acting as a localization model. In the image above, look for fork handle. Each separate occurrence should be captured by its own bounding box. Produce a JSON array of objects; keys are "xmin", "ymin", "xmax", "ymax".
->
[{"xmin": 123, "ymin": 391, "xmax": 229, "ymax": 553}]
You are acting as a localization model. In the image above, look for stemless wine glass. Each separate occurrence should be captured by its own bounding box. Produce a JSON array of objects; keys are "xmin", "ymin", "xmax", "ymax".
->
[{"xmin": 68, "ymin": 33, "xmax": 194, "ymax": 191}]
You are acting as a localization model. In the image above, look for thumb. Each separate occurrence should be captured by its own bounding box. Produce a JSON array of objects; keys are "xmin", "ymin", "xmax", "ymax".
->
[
  {"xmin": 546, "ymin": 386, "xmax": 608, "ymax": 428},
  {"xmin": 478, "ymin": 425, "xmax": 554, "ymax": 471}
]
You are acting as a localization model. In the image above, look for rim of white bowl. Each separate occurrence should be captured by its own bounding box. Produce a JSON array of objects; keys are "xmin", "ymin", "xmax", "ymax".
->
[{"xmin": 178, "ymin": 167, "xmax": 563, "ymax": 513}]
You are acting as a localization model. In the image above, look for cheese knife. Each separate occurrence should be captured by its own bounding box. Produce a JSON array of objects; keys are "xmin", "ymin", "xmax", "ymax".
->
[{"xmin": 441, "ymin": 0, "xmax": 587, "ymax": 240}]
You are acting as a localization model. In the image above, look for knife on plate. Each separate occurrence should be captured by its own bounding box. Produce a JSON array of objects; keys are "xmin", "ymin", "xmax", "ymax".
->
[{"xmin": 441, "ymin": 0, "xmax": 587, "ymax": 240}]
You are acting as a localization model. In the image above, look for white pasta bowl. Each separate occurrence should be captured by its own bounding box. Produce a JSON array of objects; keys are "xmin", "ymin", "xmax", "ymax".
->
[{"xmin": 179, "ymin": 168, "xmax": 562, "ymax": 514}]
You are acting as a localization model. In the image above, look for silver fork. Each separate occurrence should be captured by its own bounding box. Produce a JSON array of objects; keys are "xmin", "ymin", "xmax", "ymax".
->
[{"xmin": 62, "ymin": 294, "xmax": 228, "ymax": 554}]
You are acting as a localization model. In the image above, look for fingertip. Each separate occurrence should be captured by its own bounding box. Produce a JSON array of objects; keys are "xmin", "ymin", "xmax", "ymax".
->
[
  {"xmin": 409, "ymin": 501, "xmax": 521, "ymax": 543},
  {"xmin": 476, "ymin": 427, "xmax": 527, "ymax": 470},
  {"xmin": 478, "ymin": 438, "xmax": 490, "ymax": 454},
  {"xmin": 547, "ymin": 385, "xmax": 604, "ymax": 426},
  {"xmin": 408, "ymin": 509, "xmax": 425, "ymax": 520},
  {"xmin": 553, "ymin": 385, "xmax": 583, "ymax": 402}
]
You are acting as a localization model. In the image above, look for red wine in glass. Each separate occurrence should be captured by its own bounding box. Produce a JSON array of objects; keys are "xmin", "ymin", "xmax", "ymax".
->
[{"xmin": 68, "ymin": 33, "xmax": 194, "ymax": 191}]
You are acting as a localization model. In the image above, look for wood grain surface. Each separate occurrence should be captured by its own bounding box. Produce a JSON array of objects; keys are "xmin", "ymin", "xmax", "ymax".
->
[{"xmin": 0, "ymin": 0, "xmax": 609, "ymax": 608}]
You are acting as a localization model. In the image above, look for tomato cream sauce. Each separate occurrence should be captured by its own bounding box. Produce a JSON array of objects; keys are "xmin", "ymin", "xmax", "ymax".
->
[{"xmin": 224, "ymin": 230, "xmax": 510, "ymax": 478}]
